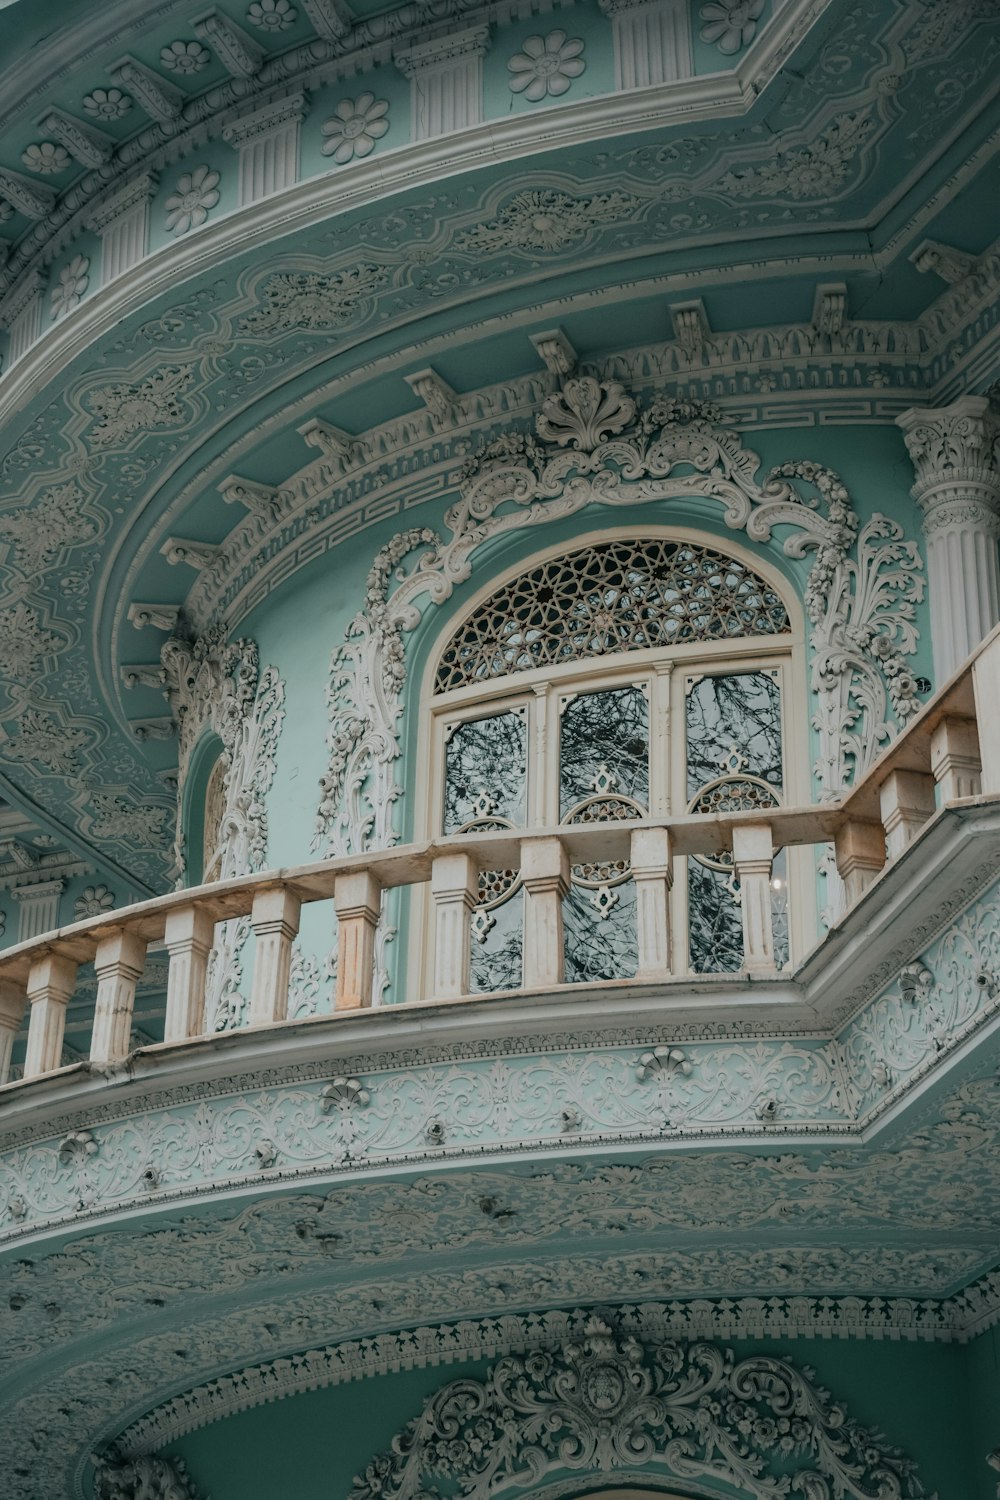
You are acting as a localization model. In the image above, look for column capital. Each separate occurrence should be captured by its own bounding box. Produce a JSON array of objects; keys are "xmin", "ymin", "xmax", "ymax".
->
[{"xmin": 896, "ymin": 397, "xmax": 1000, "ymax": 535}]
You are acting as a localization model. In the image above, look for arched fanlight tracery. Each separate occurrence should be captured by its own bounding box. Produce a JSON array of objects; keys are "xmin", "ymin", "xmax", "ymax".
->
[{"xmin": 431, "ymin": 532, "xmax": 801, "ymax": 988}]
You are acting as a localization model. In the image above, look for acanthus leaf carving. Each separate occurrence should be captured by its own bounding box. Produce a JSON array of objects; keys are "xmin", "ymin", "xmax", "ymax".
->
[
  {"xmin": 348, "ymin": 1318, "xmax": 929, "ymax": 1500},
  {"xmin": 93, "ymin": 1453, "xmax": 203, "ymax": 1500}
]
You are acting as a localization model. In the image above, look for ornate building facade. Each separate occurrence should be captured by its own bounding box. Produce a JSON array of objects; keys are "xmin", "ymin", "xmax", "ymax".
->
[{"xmin": 0, "ymin": 0, "xmax": 999, "ymax": 1495}]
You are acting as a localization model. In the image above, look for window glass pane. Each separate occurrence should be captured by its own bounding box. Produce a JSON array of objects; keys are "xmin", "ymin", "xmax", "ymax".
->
[
  {"xmin": 688, "ymin": 861, "xmax": 743, "ymax": 974},
  {"xmin": 686, "ymin": 671, "xmax": 782, "ymax": 798},
  {"xmin": 563, "ymin": 879, "xmax": 638, "ymax": 984},
  {"xmin": 471, "ymin": 888, "xmax": 523, "ymax": 993},
  {"xmin": 560, "ymin": 686, "xmax": 649, "ymax": 817},
  {"xmin": 444, "ymin": 711, "xmax": 526, "ymax": 833}
]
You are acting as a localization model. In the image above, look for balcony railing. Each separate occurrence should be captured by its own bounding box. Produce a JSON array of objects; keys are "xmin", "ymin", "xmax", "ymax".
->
[{"xmin": 0, "ymin": 626, "xmax": 998, "ymax": 1092}]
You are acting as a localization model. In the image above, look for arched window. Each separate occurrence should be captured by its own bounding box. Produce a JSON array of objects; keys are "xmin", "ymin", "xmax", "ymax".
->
[{"xmin": 420, "ymin": 531, "xmax": 810, "ymax": 992}]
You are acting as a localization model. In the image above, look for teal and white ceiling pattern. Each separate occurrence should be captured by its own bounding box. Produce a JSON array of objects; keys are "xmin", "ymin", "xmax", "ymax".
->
[{"xmin": 0, "ymin": 0, "xmax": 995, "ymax": 893}]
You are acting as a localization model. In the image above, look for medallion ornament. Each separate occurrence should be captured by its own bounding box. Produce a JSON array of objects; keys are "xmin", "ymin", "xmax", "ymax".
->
[
  {"xmin": 164, "ymin": 166, "xmax": 222, "ymax": 235},
  {"xmin": 321, "ymin": 94, "xmax": 390, "ymax": 163},
  {"xmin": 699, "ymin": 0, "xmax": 765, "ymax": 54},
  {"xmin": 94, "ymin": 1454, "xmax": 202, "ymax": 1500},
  {"xmin": 49, "ymin": 254, "xmax": 89, "ymax": 320},
  {"xmin": 507, "ymin": 31, "xmax": 586, "ymax": 101},
  {"xmin": 349, "ymin": 1318, "xmax": 927, "ymax": 1500}
]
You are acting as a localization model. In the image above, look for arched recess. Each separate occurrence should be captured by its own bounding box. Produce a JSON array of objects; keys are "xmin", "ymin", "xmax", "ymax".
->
[
  {"xmin": 345, "ymin": 1321, "xmax": 928, "ymax": 1500},
  {"xmin": 410, "ymin": 525, "xmax": 813, "ymax": 989},
  {"xmin": 180, "ymin": 730, "xmax": 227, "ymax": 888}
]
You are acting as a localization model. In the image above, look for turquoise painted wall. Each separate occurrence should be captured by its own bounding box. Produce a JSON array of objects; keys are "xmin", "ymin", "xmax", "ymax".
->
[{"xmin": 169, "ymin": 1332, "xmax": 983, "ymax": 1499}]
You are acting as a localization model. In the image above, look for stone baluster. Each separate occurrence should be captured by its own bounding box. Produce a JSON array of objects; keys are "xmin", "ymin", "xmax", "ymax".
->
[
  {"xmin": 334, "ymin": 871, "xmax": 382, "ymax": 1010},
  {"xmin": 973, "ymin": 628, "xmax": 1000, "ymax": 795},
  {"xmin": 897, "ymin": 397, "xmax": 1000, "ymax": 683},
  {"xmin": 878, "ymin": 769, "xmax": 936, "ymax": 859},
  {"xmin": 248, "ymin": 886, "xmax": 301, "ymax": 1025},
  {"xmin": 631, "ymin": 826, "xmax": 672, "ymax": 979},
  {"xmin": 22, "ymin": 954, "xmax": 78, "ymax": 1079},
  {"xmin": 732, "ymin": 823, "xmax": 775, "ymax": 973},
  {"xmin": 521, "ymin": 836, "xmax": 569, "ymax": 989},
  {"xmin": 834, "ymin": 819, "xmax": 886, "ymax": 907},
  {"xmin": 163, "ymin": 905, "xmax": 216, "ymax": 1043},
  {"xmin": 90, "ymin": 930, "xmax": 147, "ymax": 1064},
  {"xmin": 0, "ymin": 980, "xmax": 26, "ymax": 1084},
  {"xmin": 430, "ymin": 852, "xmax": 478, "ymax": 999},
  {"xmin": 930, "ymin": 716, "xmax": 982, "ymax": 802}
]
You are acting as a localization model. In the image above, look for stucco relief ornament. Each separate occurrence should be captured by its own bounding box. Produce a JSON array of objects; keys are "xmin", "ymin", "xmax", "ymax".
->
[
  {"xmin": 165, "ymin": 166, "xmax": 222, "ymax": 235},
  {"xmin": 350, "ymin": 1318, "xmax": 927, "ymax": 1500},
  {"xmin": 699, "ymin": 0, "xmax": 765, "ymax": 54},
  {"xmin": 93, "ymin": 1454, "xmax": 202, "ymax": 1500},
  {"xmin": 321, "ymin": 94, "xmax": 390, "ymax": 163},
  {"xmin": 240, "ymin": 263, "xmax": 390, "ymax": 334},
  {"xmin": 716, "ymin": 107, "xmax": 875, "ymax": 201},
  {"xmin": 21, "ymin": 141, "xmax": 70, "ymax": 174},
  {"xmin": 49, "ymin": 253, "xmax": 89, "ymax": 320},
  {"xmin": 160, "ymin": 40, "xmax": 211, "ymax": 73},
  {"xmin": 83, "ymin": 87, "xmax": 132, "ymax": 120},
  {"xmin": 75, "ymin": 884, "xmax": 116, "ymax": 919},
  {"xmin": 315, "ymin": 379, "xmax": 924, "ymax": 864},
  {"xmin": 455, "ymin": 188, "xmax": 641, "ymax": 256},
  {"xmin": 248, "ymin": 0, "xmax": 296, "ymax": 29},
  {"xmin": 85, "ymin": 366, "xmax": 194, "ymax": 448},
  {"xmin": 507, "ymin": 31, "xmax": 586, "ymax": 100}
]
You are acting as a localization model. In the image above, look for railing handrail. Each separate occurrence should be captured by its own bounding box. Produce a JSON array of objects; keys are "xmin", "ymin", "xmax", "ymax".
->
[{"xmin": 0, "ymin": 622, "xmax": 997, "ymax": 1090}]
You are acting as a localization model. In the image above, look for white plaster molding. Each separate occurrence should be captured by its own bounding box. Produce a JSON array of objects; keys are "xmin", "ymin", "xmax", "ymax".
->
[
  {"xmin": 530, "ymin": 328, "xmax": 577, "ymax": 377},
  {"xmin": 194, "ymin": 9, "xmax": 266, "ymax": 79},
  {"xmin": 108, "ymin": 56, "xmax": 185, "ymax": 123},
  {"xmin": 0, "ymin": 167, "xmax": 55, "ymax": 220},
  {"xmin": 85, "ymin": 174, "xmax": 156, "ymax": 284},
  {"xmin": 38, "ymin": 108, "xmax": 116, "ymax": 170},
  {"xmin": 598, "ymin": 0, "xmax": 693, "ymax": 89},
  {"xmin": 161, "ymin": 538, "xmax": 221, "ymax": 571},
  {"xmin": 10, "ymin": 878, "xmax": 63, "ymax": 942},
  {"xmin": 395, "ymin": 26, "xmax": 492, "ymax": 140},
  {"xmin": 0, "ymin": 271, "xmax": 42, "ymax": 364},
  {"xmin": 301, "ymin": 0, "xmax": 352, "ymax": 40},
  {"xmin": 127, "ymin": 602, "xmax": 181, "ymax": 633},
  {"xmin": 897, "ymin": 396, "xmax": 1000, "ymax": 680},
  {"xmin": 221, "ymin": 92, "xmax": 305, "ymax": 206},
  {"xmin": 404, "ymin": 366, "xmax": 456, "ymax": 426}
]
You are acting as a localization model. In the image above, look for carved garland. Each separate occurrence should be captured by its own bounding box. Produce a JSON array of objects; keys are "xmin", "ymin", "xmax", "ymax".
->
[
  {"xmin": 313, "ymin": 379, "xmax": 924, "ymax": 857},
  {"xmin": 349, "ymin": 1317, "xmax": 928, "ymax": 1500}
]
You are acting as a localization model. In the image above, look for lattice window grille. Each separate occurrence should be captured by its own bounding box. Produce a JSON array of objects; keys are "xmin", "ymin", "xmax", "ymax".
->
[{"xmin": 434, "ymin": 537, "xmax": 791, "ymax": 693}]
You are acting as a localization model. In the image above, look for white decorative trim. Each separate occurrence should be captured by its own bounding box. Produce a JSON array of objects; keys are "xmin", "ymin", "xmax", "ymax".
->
[
  {"xmin": 10, "ymin": 878, "xmax": 63, "ymax": 941},
  {"xmin": 313, "ymin": 380, "xmax": 923, "ymax": 858},
  {"xmin": 222, "ymin": 92, "xmax": 305, "ymax": 205},
  {"xmin": 194, "ymin": 9, "xmax": 266, "ymax": 79},
  {"xmin": 348, "ymin": 1321, "xmax": 927, "ymax": 1500},
  {"xmin": 108, "ymin": 56, "xmax": 185, "ymax": 123},
  {"xmin": 395, "ymin": 26, "xmax": 491, "ymax": 140},
  {"xmin": 0, "ymin": 272, "xmax": 42, "ymax": 363},
  {"xmin": 598, "ymin": 0, "xmax": 693, "ymax": 89},
  {"xmin": 86, "ymin": 174, "xmax": 155, "ymax": 283}
]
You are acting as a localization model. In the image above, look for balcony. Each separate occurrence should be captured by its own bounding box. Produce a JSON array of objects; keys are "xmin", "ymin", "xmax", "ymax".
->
[{"xmin": 0, "ymin": 626, "xmax": 999, "ymax": 1114}]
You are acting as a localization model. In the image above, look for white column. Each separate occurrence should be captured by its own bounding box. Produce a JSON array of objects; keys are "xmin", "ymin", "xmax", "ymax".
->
[
  {"xmin": 334, "ymin": 870, "xmax": 381, "ymax": 1010},
  {"xmin": 222, "ymin": 93, "xmax": 304, "ymax": 206},
  {"xmin": 0, "ymin": 272, "xmax": 43, "ymax": 365},
  {"xmin": 11, "ymin": 879, "xmax": 63, "ymax": 942},
  {"xmin": 163, "ymin": 905, "xmax": 215, "ymax": 1043},
  {"xmin": 732, "ymin": 823, "xmax": 774, "ymax": 973},
  {"xmin": 395, "ymin": 27, "xmax": 490, "ymax": 140},
  {"xmin": 87, "ymin": 175, "xmax": 155, "ymax": 282},
  {"xmin": 91, "ymin": 930, "xmax": 146, "ymax": 1064},
  {"xmin": 834, "ymin": 818, "xmax": 886, "ymax": 906},
  {"xmin": 598, "ymin": 0, "xmax": 693, "ymax": 88},
  {"xmin": 248, "ymin": 886, "xmax": 301, "ymax": 1025},
  {"xmin": 878, "ymin": 769, "xmax": 936, "ymax": 859},
  {"xmin": 897, "ymin": 398, "xmax": 1000, "ymax": 683},
  {"xmin": 0, "ymin": 980, "xmax": 26, "ymax": 1085},
  {"xmin": 521, "ymin": 836, "xmax": 569, "ymax": 989},
  {"xmin": 430, "ymin": 852, "xmax": 478, "ymax": 999},
  {"xmin": 631, "ymin": 826, "xmax": 672, "ymax": 979},
  {"xmin": 930, "ymin": 716, "xmax": 982, "ymax": 802},
  {"xmin": 23, "ymin": 954, "xmax": 77, "ymax": 1079}
]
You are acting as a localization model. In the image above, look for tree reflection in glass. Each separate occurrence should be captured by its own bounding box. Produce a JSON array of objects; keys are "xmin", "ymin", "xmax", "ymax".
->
[{"xmin": 444, "ymin": 711, "xmax": 526, "ymax": 832}]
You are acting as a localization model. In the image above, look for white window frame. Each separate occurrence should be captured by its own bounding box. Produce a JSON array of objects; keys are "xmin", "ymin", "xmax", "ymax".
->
[{"xmin": 412, "ymin": 526, "xmax": 813, "ymax": 991}]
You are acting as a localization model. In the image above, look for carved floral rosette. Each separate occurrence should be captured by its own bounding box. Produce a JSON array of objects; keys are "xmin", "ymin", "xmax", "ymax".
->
[{"xmin": 313, "ymin": 377, "xmax": 925, "ymax": 858}]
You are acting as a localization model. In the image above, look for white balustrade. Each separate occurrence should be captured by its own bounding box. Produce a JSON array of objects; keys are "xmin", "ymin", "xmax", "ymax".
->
[{"xmin": 0, "ymin": 625, "xmax": 998, "ymax": 1087}]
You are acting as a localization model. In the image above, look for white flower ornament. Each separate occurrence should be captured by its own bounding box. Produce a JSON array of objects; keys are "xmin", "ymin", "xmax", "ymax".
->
[
  {"xmin": 50, "ymin": 255, "xmax": 90, "ymax": 321},
  {"xmin": 247, "ymin": 0, "xmax": 296, "ymax": 29},
  {"xmin": 508, "ymin": 30, "xmax": 586, "ymax": 102},
  {"xmin": 321, "ymin": 94, "xmax": 390, "ymax": 164},
  {"xmin": 83, "ymin": 88, "xmax": 132, "ymax": 120},
  {"xmin": 22, "ymin": 142, "xmax": 70, "ymax": 174},
  {"xmin": 161, "ymin": 40, "xmax": 211, "ymax": 73},
  {"xmin": 699, "ymin": 0, "xmax": 765, "ymax": 55},
  {"xmin": 165, "ymin": 165, "xmax": 222, "ymax": 235}
]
